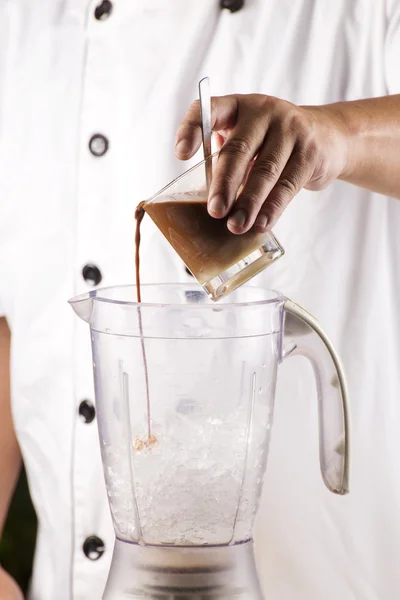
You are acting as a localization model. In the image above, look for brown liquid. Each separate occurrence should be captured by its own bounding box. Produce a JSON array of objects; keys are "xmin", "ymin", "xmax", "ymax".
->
[
  {"xmin": 134, "ymin": 202, "xmax": 154, "ymax": 447},
  {"xmin": 134, "ymin": 202, "xmax": 145, "ymax": 303},
  {"xmin": 134, "ymin": 197, "xmax": 279, "ymax": 446},
  {"xmin": 144, "ymin": 196, "xmax": 267, "ymax": 284}
]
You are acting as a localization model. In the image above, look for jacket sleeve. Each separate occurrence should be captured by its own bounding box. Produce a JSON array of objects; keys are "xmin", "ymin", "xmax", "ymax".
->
[{"xmin": 385, "ymin": 0, "xmax": 400, "ymax": 93}]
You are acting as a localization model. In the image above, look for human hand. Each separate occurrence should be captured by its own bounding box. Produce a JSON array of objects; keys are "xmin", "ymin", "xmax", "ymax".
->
[
  {"xmin": 175, "ymin": 94, "xmax": 349, "ymax": 233},
  {"xmin": 0, "ymin": 567, "xmax": 24, "ymax": 600}
]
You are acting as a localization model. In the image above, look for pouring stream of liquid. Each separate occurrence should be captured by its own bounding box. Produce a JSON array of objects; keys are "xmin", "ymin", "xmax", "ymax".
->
[{"xmin": 134, "ymin": 202, "xmax": 153, "ymax": 442}]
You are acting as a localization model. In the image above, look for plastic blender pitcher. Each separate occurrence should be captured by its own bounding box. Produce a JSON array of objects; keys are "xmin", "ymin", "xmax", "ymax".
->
[{"xmin": 69, "ymin": 283, "xmax": 350, "ymax": 600}]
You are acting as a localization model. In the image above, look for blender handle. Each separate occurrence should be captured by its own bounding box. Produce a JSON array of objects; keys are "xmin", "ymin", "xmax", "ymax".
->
[{"xmin": 282, "ymin": 298, "xmax": 350, "ymax": 496}]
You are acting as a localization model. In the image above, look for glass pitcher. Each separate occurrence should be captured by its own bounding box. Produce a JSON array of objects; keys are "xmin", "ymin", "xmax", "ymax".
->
[
  {"xmin": 142, "ymin": 153, "xmax": 284, "ymax": 301},
  {"xmin": 69, "ymin": 284, "xmax": 350, "ymax": 600}
]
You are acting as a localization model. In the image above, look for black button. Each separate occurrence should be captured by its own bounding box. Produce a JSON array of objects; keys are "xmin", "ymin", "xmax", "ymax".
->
[
  {"xmin": 89, "ymin": 134, "xmax": 109, "ymax": 157},
  {"xmin": 185, "ymin": 266, "xmax": 193, "ymax": 277},
  {"xmin": 220, "ymin": 0, "xmax": 244, "ymax": 12},
  {"xmin": 83, "ymin": 536, "xmax": 105, "ymax": 561},
  {"xmin": 94, "ymin": 0, "xmax": 113, "ymax": 20},
  {"xmin": 79, "ymin": 400, "xmax": 96, "ymax": 424},
  {"xmin": 82, "ymin": 264, "xmax": 102, "ymax": 286}
]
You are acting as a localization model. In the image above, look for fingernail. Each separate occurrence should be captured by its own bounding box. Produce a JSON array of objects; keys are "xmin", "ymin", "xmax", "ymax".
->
[
  {"xmin": 208, "ymin": 195, "xmax": 226, "ymax": 216},
  {"xmin": 228, "ymin": 209, "xmax": 247, "ymax": 230},
  {"xmin": 175, "ymin": 138, "xmax": 191, "ymax": 157},
  {"xmin": 254, "ymin": 214, "xmax": 268, "ymax": 231}
]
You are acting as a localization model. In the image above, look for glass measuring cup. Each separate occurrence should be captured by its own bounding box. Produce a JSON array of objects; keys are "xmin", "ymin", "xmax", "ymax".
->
[{"xmin": 143, "ymin": 154, "xmax": 284, "ymax": 301}]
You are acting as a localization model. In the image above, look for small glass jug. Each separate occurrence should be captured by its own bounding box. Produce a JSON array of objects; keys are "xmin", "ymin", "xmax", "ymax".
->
[{"xmin": 142, "ymin": 154, "xmax": 284, "ymax": 301}]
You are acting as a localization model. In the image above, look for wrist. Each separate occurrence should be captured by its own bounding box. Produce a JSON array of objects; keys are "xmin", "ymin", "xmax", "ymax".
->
[
  {"xmin": 301, "ymin": 101, "xmax": 356, "ymax": 182},
  {"xmin": 320, "ymin": 101, "xmax": 361, "ymax": 181}
]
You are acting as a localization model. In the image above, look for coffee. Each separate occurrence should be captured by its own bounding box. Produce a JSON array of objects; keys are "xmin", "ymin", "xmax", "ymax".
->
[
  {"xmin": 144, "ymin": 193, "xmax": 268, "ymax": 283},
  {"xmin": 134, "ymin": 195, "xmax": 282, "ymax": 445},
  {"xmin": 134, "ymin": 202, "xmax": 153, "ymax": 447},
  {"xmin": 134, "ymin": 202, "xmax": 146, "ymax": 303}
]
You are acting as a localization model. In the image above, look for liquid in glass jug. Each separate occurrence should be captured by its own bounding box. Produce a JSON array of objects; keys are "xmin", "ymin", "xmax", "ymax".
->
[{"xmin": 141, "ymin": 153, "xmax": 284, "ymax": 301}]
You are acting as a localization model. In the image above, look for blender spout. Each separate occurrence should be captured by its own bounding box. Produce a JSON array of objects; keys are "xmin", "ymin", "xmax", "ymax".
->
[{"xmin": 68, "ymin": 292, "xmax": 94, "ymax": 324}]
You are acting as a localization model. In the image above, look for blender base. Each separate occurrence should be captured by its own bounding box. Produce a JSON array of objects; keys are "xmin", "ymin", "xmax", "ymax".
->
[{"xmin": 103, "ymin": 538, "xmax": 264, "ymax": 600}]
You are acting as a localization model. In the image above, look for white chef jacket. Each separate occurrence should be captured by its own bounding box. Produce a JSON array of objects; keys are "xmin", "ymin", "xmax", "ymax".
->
[{"xmin": 0, "ymin": 1, "xmax": 400, "ymax": 599}]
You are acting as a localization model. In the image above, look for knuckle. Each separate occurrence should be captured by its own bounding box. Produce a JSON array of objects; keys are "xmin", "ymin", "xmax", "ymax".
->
[
  {"xmin": 240, "ymin": 191, "xmax": 264, "ymax": 210},
  {"xmin": 294, "ymin": 145, "xmax": 311, "ymax": 166},
  {"xmin": 290, "ymin": 113, "xmax": 304, "ymax": 131},
  {"xmin": 296, "ymin": 128, "xmax": 318, "ymax": 156},
  {"xmin": 213, "ymin": 170, "xmax": 238, "ymax": 191},
  {"xmin": 295, "ymin": 142, "xmax": 318, "ymax": 172},
  {"xmin": 266, "ymin": 196, "xmax": 286, "ymax": 216},
  {"xmin": 260, "ymin": 94, "xmax": 283, "ymax": 113},
  {"xmin": 285, "ymin": 110, "xmax": 308, "ymax": 137},
  {"xmin": 276, "ymin": 176, "xmax": 298, "ymax": 197},
  {"xmin": 304, "ymin": 137, "xmax": 318, "ymax": 160},
  {"xmin": 253, "ymin": 159, "xmax": 281, "ymax": 182},
  {"xmin": 222, "ymin": 136, "xmax": 253, "ymax": 157}
]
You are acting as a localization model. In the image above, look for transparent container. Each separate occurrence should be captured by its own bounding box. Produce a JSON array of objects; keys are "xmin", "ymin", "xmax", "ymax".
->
[
  {"xmin": 70, "ymin": 284, "xmax": 350, "ymax": 599},
  {"xmin": 143, "ymin": 154, "xmax": 284, "ymax": 301}
]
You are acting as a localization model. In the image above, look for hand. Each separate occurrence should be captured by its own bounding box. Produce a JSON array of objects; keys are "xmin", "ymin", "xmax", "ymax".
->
[
  {"xmin": 0, "ymin": 568, "xmax": 23, "ymax": 600},
  {"xmin": 175, "ymin": 94, "xmax": 349, "ymax": 233}
]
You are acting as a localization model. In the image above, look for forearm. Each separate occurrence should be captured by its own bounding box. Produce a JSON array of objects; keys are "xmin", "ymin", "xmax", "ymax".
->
[
  {"xmin": 324, "ymin": 95, "xmax": 400, "ymax": 199},
  {"xmin": 0, "ymin": 317, "xmax": 21, "ymax": 537}
]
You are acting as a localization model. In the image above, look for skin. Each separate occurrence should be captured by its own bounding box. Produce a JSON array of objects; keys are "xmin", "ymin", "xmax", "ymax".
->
[
  {"xmin": 0, "ymin": 569, "xmax": 23, "ymax": 600},
  {"xmin": 0, "ymin": 318, "xmax": 23, "ymax": 599},
  {"xmin": 175, "ymin": 94, "xmax": 400, "ymax": 234}
]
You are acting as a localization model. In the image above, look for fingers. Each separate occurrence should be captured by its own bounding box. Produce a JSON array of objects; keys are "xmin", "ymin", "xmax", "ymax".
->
[
  {"xmin": 254, "ymin": 145, "xmax": 316, "ymax": 232},
  {"xmin": 175, "ymin": 96, "xmax": 238, "ymax": 160},
  {"xmin": 176, "ymin": 94, "xmax": 323, "ymax": 234},
  {"xmin": 207, "ymin": 128, "xmax": 266, "ymax": 218},
  {"xmin": 226, "ymin": 124, "xmax": 294, "ymax": 233}
]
